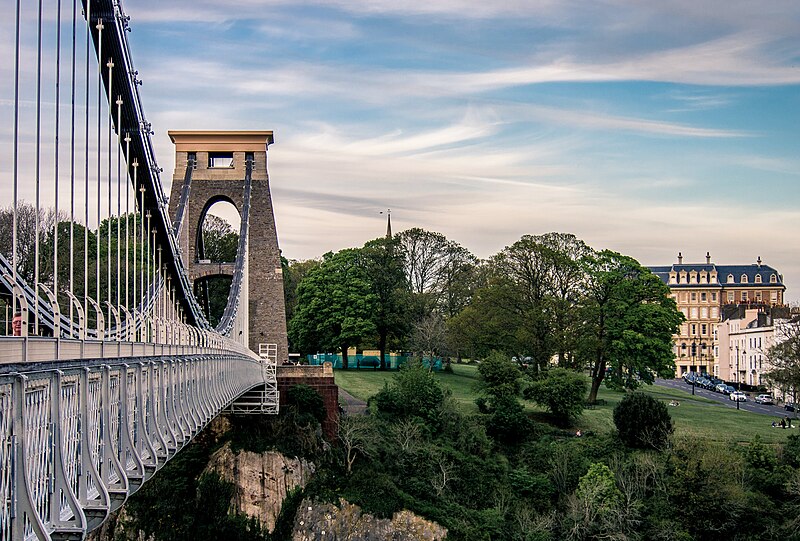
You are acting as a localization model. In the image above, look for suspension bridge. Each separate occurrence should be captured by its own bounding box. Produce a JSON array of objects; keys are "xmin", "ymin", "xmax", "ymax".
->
[{"xmin": 1, "ymin": 1, "xmax": 288, "ymax": 539}]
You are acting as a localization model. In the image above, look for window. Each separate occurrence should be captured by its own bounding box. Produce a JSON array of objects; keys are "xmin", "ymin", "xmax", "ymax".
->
[
  {"xmin": 701, "ymin": 307, "xmax": 708, "ymax": 318},
  {"xmin": 728, "ymin": 291, "xmax": 734, "ymax": 302},
  {"xmin": 741, "ymin": 274, "xmax": 748, "ymax": 283},
  {"xmin": 700, "ymin": 292, "xmax": 707, "ymax": 302},
  {"xmin": 741, "ymin": 291, "xmax": 748, "ymax": 301},
  {"xmin": 755, "ymin": 274, "xmax": 762, "ymax": 283},
  {"xmin": 756, "ymin": 291, "xmax": 762, "ymax": 302},
  {"xmin": 727, "ymin": 274, "xmax": 734, "ymax": 283},
  {"xmin": 770, "ymin": 274, "xmax": 777, "ymax": 283},
  {"xmin": 691, "ymin": 324, "xmax": 697, "ymax": 335},
  {"xmin": 208, "ymin": 152, "xmax": 234, "ymax": 168},
  {"xmin": 711, "ymin": 292, "xmax": 717, "ymax": 301},
  {"xmin": 691, "ymin": 307, "xmax": 698, "ymax": 318},
  {"xmin": 771, "ymin": 291, "xmax": 778, "ymax": 302},
  {"xmin": 701, "ymin": 323, "xmax": 707, "ymax": 335},
  {"xmin": 711, "ymin": 307, "xmax": 718, "ymax": 318},
  {"xmin": 691, "ymin": 292, "xmax": 697, "ymax": 301}
]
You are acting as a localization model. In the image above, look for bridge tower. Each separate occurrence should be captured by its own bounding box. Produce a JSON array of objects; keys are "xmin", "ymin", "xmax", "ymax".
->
[{"xmin": 168, "ymin": 131, "xmax": 288, "ymax": 360}]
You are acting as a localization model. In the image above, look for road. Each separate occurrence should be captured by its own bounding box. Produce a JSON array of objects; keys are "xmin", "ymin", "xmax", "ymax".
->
[{"xmin": 655, "ymin": 378, "xmax": 798, "ymax": 420}]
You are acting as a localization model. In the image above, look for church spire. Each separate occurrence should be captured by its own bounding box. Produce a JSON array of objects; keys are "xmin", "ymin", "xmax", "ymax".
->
[{"xmin": 385, "ymin": 208, "xmax": 392, "ymax": 238}]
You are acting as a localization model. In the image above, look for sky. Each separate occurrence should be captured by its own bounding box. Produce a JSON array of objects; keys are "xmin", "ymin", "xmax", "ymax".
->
[{"xmin": 2, "ymin": 1, "xmax": 799, "ymax": 303}]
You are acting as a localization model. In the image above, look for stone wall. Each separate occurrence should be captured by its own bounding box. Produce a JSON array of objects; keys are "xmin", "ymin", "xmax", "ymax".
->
[{"xmin": 277, "ymin": 363, "xmax": 339, "ymax": 441}]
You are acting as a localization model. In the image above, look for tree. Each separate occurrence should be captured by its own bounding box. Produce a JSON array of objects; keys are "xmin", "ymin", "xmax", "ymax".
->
[
  {"xmin": 524, "ymin": 368, "xmax": 587, "ymax": 427},
  {"xmin": 288, "ymin": 248, "xmax": 376, "ymax": 368},
  {"xmin": 199, "ymin": 215, "xmax": 238, "ymax": 263},
  {"xmin": 578, "ymin": 250, "xmax": 684, "ymax": 403},
  {"xmin": 361, "ymin": 237, "xmax": 409, "ymax": 369},
  {"xmin": 477, "ymin": 351, "xmax": 523, "ymax": 398},
  {"xmin": 612, "ymin": 392, "xmax": 673, "ymax": 449},
  {"xmin": 410, "ymin": 313, "xmax": 447, "ymax": 370},
  {"xmin": 764, "ymin": 317, "xmax": 800, "ymax": 411},
  {"xmin": 537, "ymin": 233, "xmax": 590, "ymax": 369},
  {"xmin": 282, "ymin": 257, "xmax": 321, "ymax": 327},
  {"xmin": 338, "ymin": 415, "xmax": 378, "ymax": 475},
  {"xmin": 397, "ymin": 227, "xmax": 449, "ymax": 297}
]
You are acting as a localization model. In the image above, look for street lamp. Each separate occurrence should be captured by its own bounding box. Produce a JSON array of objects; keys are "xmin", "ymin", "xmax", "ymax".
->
[{"xmin": 691, "ymin": 340, "xmax": 697, "ymax": 395}]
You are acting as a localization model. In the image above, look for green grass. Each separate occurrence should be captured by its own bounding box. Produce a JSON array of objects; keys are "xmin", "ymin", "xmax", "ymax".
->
[
  {"xmin": 334, "ymin": 365, "xmax": 796, "ymax": 444},
  {"xmin": 334, "ymin": 363, "xmax": 483, "ymax": 411}
]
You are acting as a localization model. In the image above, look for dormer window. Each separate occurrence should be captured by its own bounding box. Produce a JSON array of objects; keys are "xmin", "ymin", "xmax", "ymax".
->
[
  {"xmin": 727, "ymin": 274, "xmax": 734, "ymax": 283},
  {"xmin": 755, "ymin": 274, "xmax": 762, "ymax": 283},
  {"xmin": 770, "ymin": 274, "xmax": 777, "ymax": 283},
  {"xmin": 669, "ymin": 272, "xmax": 677, "ymax": 284},
  {"xmin": 741, "ymin": 274, "xmax": 748, "ymax": 283}
]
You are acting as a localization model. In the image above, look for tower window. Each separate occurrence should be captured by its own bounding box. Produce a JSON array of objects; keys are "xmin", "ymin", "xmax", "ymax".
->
[{"xmin": 208, "ymin": 152, "xmax": 234, "ymax": 168}]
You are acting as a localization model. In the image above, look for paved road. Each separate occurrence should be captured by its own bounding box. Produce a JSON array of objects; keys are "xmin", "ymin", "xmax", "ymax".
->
[{"xmin": 655, "ymin": 378, "xmax": 798, "ymax": 421}]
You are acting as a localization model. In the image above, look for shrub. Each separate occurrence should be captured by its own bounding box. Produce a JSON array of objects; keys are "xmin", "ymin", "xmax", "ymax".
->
[
  {"xmin": 612, "ymin": 392, "xmax": 673, "ymax": 449},
  {"xmin": 286, "ymin": 384, "xmax": 326, "ymax": 426},
  {"xmin": 373, "ymin": 360, "xmax": 450, "ymax": 427},
  {"xmin": 524, "ymin": 368, "xmax": 586, "ymax": 427}
]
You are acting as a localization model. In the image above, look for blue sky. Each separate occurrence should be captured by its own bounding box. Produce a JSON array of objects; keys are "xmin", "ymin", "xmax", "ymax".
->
[{"xmin": 2, "ymin": 0, "xmax": 799, "ymax": 302}]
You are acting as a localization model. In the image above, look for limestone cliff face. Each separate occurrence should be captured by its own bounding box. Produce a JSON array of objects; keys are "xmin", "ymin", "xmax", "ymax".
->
[
  {"xmin": 205, "ymin": 442, "xmax": 315, "ymax": 532},
  {"xmin": 292, "ymin": 498, "xmax": 447, "ymax": 541}
]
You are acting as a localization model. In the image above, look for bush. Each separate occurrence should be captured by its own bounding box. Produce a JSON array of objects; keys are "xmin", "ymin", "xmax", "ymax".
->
[
  {"xmin": 612, "ymin": 392, "xmax": 673, "ymax": 449},
  {"xmin": 372, "ymin": 360, "xmax": 450, "ymax": 427},
  {"xmin": 286, "ymin": 384, "xmax": 326, "ymax": 426},
  {"xmin": 524, "ymin": 368, "xmax": 586, "ymax": 427}
]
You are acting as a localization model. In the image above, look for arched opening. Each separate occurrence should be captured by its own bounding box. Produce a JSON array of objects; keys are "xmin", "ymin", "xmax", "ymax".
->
[{"xmin": 195, "ymin": 200, "xmax": 241, "ymax": 325}]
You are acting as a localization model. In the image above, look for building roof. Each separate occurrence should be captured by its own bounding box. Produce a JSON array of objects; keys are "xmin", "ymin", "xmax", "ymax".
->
[{"xmin": 647, "ymin": 262, "xmax": 785, "ymax": 288}]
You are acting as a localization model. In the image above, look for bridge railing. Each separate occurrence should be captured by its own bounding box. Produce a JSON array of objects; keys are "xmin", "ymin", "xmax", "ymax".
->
[{"xmin": 0, "ymin": 351, "xmax": 265, "ymax": 541}]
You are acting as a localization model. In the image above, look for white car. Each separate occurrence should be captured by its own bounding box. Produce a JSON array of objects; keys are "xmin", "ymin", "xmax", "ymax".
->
[
  {"xmin": 754, "ymin": 394, "xmax": 774, "ymax": 405},
  {"xmin": 730, "ymin": 391, "xmax": 747, "ymax": 402}
]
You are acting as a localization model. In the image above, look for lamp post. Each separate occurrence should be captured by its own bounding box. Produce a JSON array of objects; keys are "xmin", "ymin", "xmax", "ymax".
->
[
  {"xmin": 691, "ymin": 340, "xmax": 697, "ymax": 395},
  {"xmin": 735, "ymin": 344, "xmax": 741, "ymax": 410}
]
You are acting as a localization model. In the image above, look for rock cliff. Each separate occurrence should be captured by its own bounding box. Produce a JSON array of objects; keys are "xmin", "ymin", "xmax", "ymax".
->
[
  {"xmin": 205, "ymin": 442, "xmax": 315, "ymax": 532},
  {"xmin": 292, "ymin": 498, "xmax": 447, "ymax": 540}
]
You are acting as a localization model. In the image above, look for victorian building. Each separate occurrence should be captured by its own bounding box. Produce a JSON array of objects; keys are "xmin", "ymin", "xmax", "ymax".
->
[{"xmin": 649, "ymin": 253, "xmax": 786, "ymax": 378}]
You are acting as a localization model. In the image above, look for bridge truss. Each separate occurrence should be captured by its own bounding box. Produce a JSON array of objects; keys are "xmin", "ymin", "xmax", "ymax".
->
[{"xmin": 0, "ymin": 0, "xmax": 279, "ymax": 539}]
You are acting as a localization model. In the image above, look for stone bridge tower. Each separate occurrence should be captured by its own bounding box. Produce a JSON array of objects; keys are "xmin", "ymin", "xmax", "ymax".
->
[{"xmin": 168, "ymin": 130, "xmax": 288, "ymax": 360}]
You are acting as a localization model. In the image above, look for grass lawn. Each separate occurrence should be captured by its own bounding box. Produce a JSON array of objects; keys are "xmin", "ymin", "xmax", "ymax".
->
[{"xmin": 334, "ymin": 365, "xmax": 795, "ymax": 445}]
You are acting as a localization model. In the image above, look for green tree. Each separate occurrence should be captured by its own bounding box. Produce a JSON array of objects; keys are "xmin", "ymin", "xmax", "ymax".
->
[
  {"xmin": 612, "ymin": 392, "xmax": 673, "ymax": 449},
  {"xmin": 764, "ymin": 319, "xmax": 800, "ymax": 411},
  {"xmin": 579, "ymin": 250, "xmax": 684, "ymax": 403},
  {"xmin": 289, "ymin": 248, "xmax": 376, "ymax": 368},
  {"xmin": 562, "ymin": 463, "xmax": 627, "ymax": 541},
  {"xmin": 282, "ymin": 257, "xmax": 321, "ymax": 328},
  {"xmin": 525, "ymin": 368, "xmax": 587, "ymax": 427},
  {"xmin": 361, "ymin": 236, "xmax": 409, "ymax": 369}
]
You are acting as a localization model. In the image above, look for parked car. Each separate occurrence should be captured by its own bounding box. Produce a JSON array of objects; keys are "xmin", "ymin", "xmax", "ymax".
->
[
  {"xmin": 786, "ymin": 403, "xmax": 796, "ymax": 412},
  {"xmin": 754, "ymin": 394, "xmax": 774, "ymax": 405},
  {"xmin": 715, "ymin": 383, "xmax": 728, "ymax": 393},
  {"xmin": 722, "ymin": 385, "xmax": 736, "ymax": 395},
  {"xmin": 730, "ymin": 391, "xmax": 747, "ymax": 402}
]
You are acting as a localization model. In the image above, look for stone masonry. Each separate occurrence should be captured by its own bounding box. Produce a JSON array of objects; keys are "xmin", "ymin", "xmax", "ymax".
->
[{"xmin": 167, "ymin": 131, "xmax": 288, "ymax": 359}]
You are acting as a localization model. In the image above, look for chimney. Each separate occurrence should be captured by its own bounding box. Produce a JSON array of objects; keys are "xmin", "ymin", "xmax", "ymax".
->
[
  {"xmin": 706, "ymin": 252, "xmax": 711, "ymax": 264},
  {"xmin": 677, "ymin": 252, "xmax": 683, "ymax": 264},
  {"xmin": 757, "ymin": 256, "xmax": 762, "ymax": 268}
]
